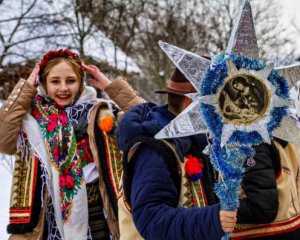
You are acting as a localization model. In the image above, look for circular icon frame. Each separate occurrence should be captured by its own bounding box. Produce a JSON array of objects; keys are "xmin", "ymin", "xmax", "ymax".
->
[{"xmin": 218, "ymin": 74, "xmax": 270, "ymax": 125}]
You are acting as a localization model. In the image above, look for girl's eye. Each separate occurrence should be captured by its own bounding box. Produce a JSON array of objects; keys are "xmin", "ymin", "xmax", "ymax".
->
[
  {"xmin": 67, "ymin": 79, "xmax": 76, "ymax": 84},
  {"xmin": 50, "ymin": 79, "xmax": 59, "ymax": 84}
]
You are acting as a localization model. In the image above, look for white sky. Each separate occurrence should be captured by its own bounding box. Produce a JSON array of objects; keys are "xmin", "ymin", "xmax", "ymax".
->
[
  {"xmin": 277, "ymin": 0, "xmax": 300, "ymax": 54},
  {"xmin": 278, "ymin": 0, "xmax": 300, "ymax": 24}
]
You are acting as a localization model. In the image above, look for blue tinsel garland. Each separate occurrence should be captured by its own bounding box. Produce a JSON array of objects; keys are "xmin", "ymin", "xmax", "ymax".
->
[{"xmin": 199, "ymin": 53, "xmax": 289, "ymax": 212}]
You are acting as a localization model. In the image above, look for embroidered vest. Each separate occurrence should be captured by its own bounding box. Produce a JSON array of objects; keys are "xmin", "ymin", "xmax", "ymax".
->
[
  {"xmin": 87, "ymin": 105, "xmax": 123, "ymax": 240},
  {"xmin": 118, "ymin": 136, "xmax": 216, "ymax": 240},
  {"xmin": 231, "ymin": 141, "xmax": 300, "ymax": 239},
  {"xmin": 7, "ymin": 148, "xmax": 43, "ymax": 234}
]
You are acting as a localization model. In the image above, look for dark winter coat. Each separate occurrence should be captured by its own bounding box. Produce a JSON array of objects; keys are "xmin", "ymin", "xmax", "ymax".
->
[
  {"xmin": 238, "ymin": 142, "xmax": 280, "ymax": 224},
  {"xmin": 117, "ymin": 103, "xmax": 224, "ymax": 240}
]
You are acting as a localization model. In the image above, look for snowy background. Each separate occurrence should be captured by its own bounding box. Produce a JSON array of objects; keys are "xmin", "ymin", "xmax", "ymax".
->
[{"xmin": 1, "ymin": 0, "xmax": 300, "ymax": 239}]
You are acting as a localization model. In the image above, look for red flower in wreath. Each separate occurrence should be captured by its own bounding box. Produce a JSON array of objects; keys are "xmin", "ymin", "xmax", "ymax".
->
[
  {"xmin": 184, "ymin": 155, "xmax": 203, "ymax": 181},
  {"xmin": 65, "ymin": 49, "xmax": 73, "ymax": 56},
  {"xmin": 39, "ymin": 49, "xmax": 81, "ymax": 74}
]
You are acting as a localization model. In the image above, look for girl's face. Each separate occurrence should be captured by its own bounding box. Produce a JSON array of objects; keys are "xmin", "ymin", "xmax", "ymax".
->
[{"xmin": 46, "ymin": 61, "xmax": 80, "ymax": 106}]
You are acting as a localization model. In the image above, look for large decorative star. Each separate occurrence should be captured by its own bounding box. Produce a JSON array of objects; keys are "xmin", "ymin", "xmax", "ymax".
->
[
  {"xmin": 154, "ymin": 3, "xmax": 300, "ymax": 239},
  {"xmin": 155, "ymin": 0, "xmax": 300, "ymax": 147}
]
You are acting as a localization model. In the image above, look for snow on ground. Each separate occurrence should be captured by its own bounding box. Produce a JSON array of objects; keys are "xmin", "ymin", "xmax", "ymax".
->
[
  {"xmin": 0, "ymin": 154, "xmax": 14, "ymax": 240},
  {"xmin": 0, "ymin": 100, "xmax": 13, "ymax": 239}
]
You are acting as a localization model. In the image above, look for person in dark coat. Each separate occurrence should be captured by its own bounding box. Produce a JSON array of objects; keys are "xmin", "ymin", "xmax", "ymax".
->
[{"xmin": 117, "ymin": 68, "xmax": 237, "ymax": 240}]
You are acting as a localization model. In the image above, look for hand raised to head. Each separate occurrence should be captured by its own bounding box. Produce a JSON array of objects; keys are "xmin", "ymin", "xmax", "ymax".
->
[
  {"xmin": 82, "ymin": 64, "xmax": 112, "ymax": 90},
  {"xmin": 27, "ymin": 64, "xmax": 40, "ymax": 87}
]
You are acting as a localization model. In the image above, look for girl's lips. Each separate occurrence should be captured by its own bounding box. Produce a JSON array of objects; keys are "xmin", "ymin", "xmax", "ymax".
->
[{"xmin": 56, "ymin": 95, "xmax": 71, "ymax": 99}]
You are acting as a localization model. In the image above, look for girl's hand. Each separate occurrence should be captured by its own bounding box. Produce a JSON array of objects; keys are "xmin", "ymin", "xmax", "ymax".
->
[
  {"xmin": 82, "ymin": 64, "xmax": 112, "ymax": 90},
  {"xmin": 27, "ymin": 64, "xmax": 40, "ymax": 87}
]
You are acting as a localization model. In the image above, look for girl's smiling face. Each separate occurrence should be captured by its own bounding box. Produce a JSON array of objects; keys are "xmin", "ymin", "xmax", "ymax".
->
[{"xmin": 46, "ymin": 61, "xmax": 80, "ymax": 106}]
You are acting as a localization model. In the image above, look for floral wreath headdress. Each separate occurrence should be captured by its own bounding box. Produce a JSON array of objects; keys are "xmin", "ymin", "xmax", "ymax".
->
[{"xmin": 39, "ymin": 49, "xmax": 82, "ymax": 77}]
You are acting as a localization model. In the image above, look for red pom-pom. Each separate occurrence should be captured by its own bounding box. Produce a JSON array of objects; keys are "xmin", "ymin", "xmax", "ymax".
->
[{"xmin": 184, "ymin": 155, "xmax": 203, "ymax": 181}]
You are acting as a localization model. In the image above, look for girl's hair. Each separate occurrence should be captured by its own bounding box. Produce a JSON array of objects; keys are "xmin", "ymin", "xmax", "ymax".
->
[{"xmin": 40, "ymin": 57, "xmax": 84, "ymax": 91}]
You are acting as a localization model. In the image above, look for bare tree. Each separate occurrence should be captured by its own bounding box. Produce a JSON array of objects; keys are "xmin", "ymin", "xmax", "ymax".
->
[
  {"xmin": 87, "ymin": 0, "xmax": 146, "ymax": 73},
  {"xmin": 192, "ymin": 0, "xmax": 295, "ymax": 60},
  {"xmin": 0, "ymin": 0, "xmax": 69, "ymax": 67},
  {"xmin": 126, "ymin": 0, "xmax": 296, "ymax": 101},
  {"xmin": 0, "ymin": 0, "xmax": 297, "ymax": 102},
  {"xmin": 252, "ymin": 0, "xmax": 295, "ymax": 61},
  {"xmin": 55, "ymin": 0, "xmax": 100, "ymax": 57},
  {"xmin": 133, "ymin": 0, "xmax": 209, "ymax": 92},
  {"xmin": 77, "ymin": 0, "xmax": 294, "ymax": 102}
]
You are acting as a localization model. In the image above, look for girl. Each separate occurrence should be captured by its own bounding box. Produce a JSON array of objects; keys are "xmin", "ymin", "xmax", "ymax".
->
[{"xmin": 0, "ymin": 49, "xmax": 143, "ymax": 240}]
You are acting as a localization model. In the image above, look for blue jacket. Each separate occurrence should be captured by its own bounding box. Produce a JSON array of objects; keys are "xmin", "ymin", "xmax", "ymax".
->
[{"xmin": 117, "ymin": 103, "xmax": 224, "ymax": 240}]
